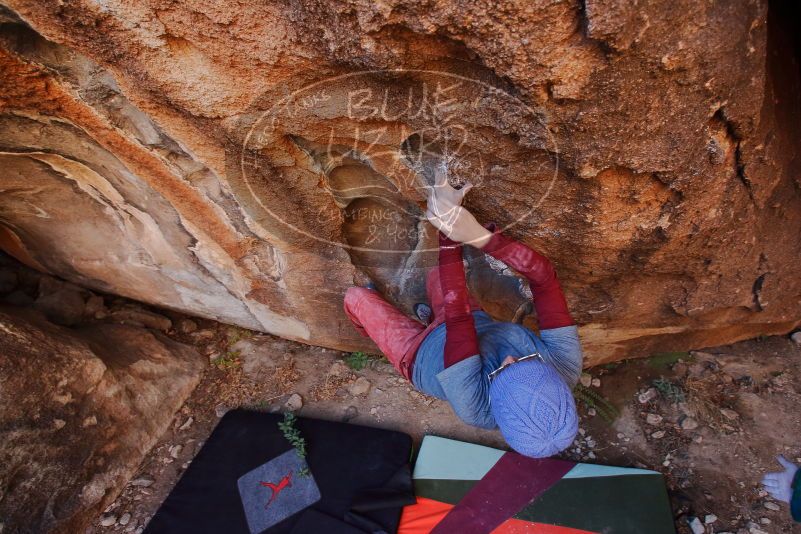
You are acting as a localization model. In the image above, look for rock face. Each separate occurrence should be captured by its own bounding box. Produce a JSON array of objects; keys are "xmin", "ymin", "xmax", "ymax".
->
[
  {"xmin": 0, "ymin": 306, "xmax": 203, "ymax": 533},
  {"xmin": 0, "ymin": 1, "xmax": 799, "ymax": 364}
]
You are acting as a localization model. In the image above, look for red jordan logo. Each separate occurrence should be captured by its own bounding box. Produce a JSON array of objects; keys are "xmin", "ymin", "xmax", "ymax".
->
[{"xmin": 259, "ymin": 471, "xmax": 293, "ymax": 508}]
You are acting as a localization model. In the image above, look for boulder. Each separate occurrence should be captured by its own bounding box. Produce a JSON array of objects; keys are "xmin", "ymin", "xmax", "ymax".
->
[
  {"xmin": 175, "ymin": 318, "xmax": 198, "ymax": 334},
  {"xmin": 34, "ymin": 287, "xmax": 86, "ymax": 326},
  {"xmin": 0, "ymin": 306, "xmax": 203, "ymax": 533},
  {"xmin": 107, "ymin": 307, "xmax": 173, "ymax": 331},
  {"xmin": 83, "ymin": 294, "xmax": 106, "ymax": 318},
  {"xmin": 0, "ymin": 1, "xmax": 799, "ymax": 364}
]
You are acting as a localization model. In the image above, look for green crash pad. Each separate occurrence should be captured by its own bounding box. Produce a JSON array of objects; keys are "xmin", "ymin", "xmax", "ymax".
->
[{"xmin": 406, "ymin": 436, "xmax": 675, "ymax": 534}]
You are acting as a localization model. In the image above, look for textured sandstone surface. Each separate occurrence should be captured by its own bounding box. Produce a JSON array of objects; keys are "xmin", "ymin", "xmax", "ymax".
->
[
  {"xmin": 0, "ymin": 1, "xmax": 799, "ymax": 364},
  {"xmin": 0, "ymin": 306, "xmax": 203, "ymax": 533}
]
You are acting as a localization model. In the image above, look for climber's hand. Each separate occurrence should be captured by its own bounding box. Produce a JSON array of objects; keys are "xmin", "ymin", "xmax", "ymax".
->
[
  {"xmin": 761, "ymin": 455, "xmax": 799, "ymax": 503},
  {"xmin": 429, "ymin": 164, "xmax": 472, "ymax": 211},
  {"xmin": 427, "ymin": 205, "xmax": 492, "ymax": 248},
  {"xmin": 426, "ymin": 166, "xmax": 492, "ymax": 248}
]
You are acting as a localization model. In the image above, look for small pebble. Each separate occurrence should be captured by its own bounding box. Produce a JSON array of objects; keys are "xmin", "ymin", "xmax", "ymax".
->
[
  {"xmin": 328, "ymin": 360, "xmax": 349, "ymax": 377},
  {"xmin": 348, "ymin": 377, "xmax": 372, "ymax": 396},
  {"xmin": 651, "ymin": 430, "xmax": 666, "ymax": 439},
  {"xmin": 646, "ymin": 413, "xmax": 663, "ymax": 425},
  {"xmin": 178, "ymin": 417, "xmax": 194, "ymax": 431},
  {"xmin": 638, "ymin": 388, "xmax": 657, "ymax": 404},
  {"xmin": 130, "ymin": 477, "xmax": 154, "ymax": 487},
  {"xmin": 704, "ymin": 514, "xmax": 717, "ymax": 524},
  {"xmin": 720, "ymin": 408, "xmax": 739, "ymax": 421},
  {"xmin": 53, "ymin": 419, "xmax": 66, "ymax": 430},
  {"xmin": 587, "ymin": 408, "xmax": 596, "ymax": 417},
  {"xmin": 192, "ymin": 329, "xmax": 215, "ymax": 341},
  {"xmin": 119, "ymin": 513, "xmax": 131, "ymax": 526},
  {"xmin": 680, "ymin": 417, "xmax": 699, "ymax": 430},
  {"xmin": 591, "ymin": 378, "xmax": 601, "ymax": 387},
  {"xmin": 580, "ymin": 373, "xmax": 592, "ymax": 387},
  {"xmin": 82, "ymin": 415, "xmax": 98, "ymax": 427},
  {"xmin": 687, "ymin": 516, "xmax": 704, "ymax": 534},
  {"xmin": 100, "ymin": 514, "xmax": 117, "ymax": 527},
  {"xmin": 169, "ymin": 445, "xmax": 182, "ymax": 459},
  {"xmin": 176, "ymin": 318, "xmax": 198, "ymax": 334},
  {"xmin": 284, "ymin": 393, "xmax": 303, "ymax": 411},
  {"xmin": 763, "ymin": 501, "xmax": 780, "ymax": 511}
]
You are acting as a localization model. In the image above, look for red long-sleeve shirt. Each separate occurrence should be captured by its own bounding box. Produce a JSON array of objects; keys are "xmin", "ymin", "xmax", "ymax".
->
[
  {"xmin": 439, "ymin": 228, "xmax": 574, "ymax": 369},
  {"xmin": 438, "ymin": 233, "xmax": 480, "ymax": 368}
]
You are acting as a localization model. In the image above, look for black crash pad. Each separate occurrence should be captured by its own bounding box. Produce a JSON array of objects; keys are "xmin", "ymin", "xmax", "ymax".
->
[{"xmin": 143, "ymin": 410, "xmax": 414, "ymax": 534}]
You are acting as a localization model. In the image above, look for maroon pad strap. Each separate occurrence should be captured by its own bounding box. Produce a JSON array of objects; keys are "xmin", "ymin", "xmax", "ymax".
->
[{"xmin": 431, "ymin": 452, "xmax": 575, "ymax": 534}]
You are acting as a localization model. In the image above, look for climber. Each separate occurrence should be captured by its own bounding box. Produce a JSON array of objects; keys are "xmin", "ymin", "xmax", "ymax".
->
[{"xmin": 343, "ymin": 169, "xmax": 583, "ymax": 458}]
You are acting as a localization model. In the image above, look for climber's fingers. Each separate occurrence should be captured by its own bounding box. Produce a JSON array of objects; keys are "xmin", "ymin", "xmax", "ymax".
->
[
  {"xmin": 433, "ymin": 163, "xmax": 447, "ymax": 185},
  {"xmin": 429, "ymin": 178, "xmax": 473, "ymax": 213},
  {"xmin": 777, "ymin": 455, "xmax": 797, "ymax": 471},
  {"xmin": 456, "ymin": 181, "xmax": 473, "ymax": 197},
  {"xmin": 432, "ymin": 162, "xmax": 473, "ymax": 192},
  {"xmin": 761, "ymin": 474, "xmax": 780, "ymax": 488}
]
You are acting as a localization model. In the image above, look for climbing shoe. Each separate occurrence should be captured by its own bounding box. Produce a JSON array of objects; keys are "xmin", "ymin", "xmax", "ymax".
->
[{"xmin": 414, "ymin": 303, "xmax": 433, "ymax": 325}]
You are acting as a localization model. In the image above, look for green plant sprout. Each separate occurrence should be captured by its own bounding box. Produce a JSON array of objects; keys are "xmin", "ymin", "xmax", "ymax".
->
[
  {"xmin": 278, "ymin": 412, "xmax": 310, "ymax": 477},
  {"xmin": 212, "ymin": 350, "xmax": 240, "ymax": 369},
  {"xmin": 226, "ymin": 326, "xmax": 251, "ymax": 346},
  {"xmin": 573, "ymin": 383, "xmax": 620, "ymax": 423},
  {"xmin": 344, "ymin": 351, "xmax": 370, "ymax": 370},
  {"xmin": 652, "ymin": 377, "xmax": 686, "ymax": 403}
]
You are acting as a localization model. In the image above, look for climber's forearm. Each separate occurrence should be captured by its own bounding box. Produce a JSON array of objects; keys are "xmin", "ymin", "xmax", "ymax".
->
[
  {"xmin": 481, "ymin": 230, "xmax": 574, "ymax": 329},
  {"xmin": 438, "ymin": 233, "xmax": 480, "ymax": 368}
]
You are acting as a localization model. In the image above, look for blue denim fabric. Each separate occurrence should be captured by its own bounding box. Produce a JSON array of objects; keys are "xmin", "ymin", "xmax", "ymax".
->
[{"xmin": 411, "ymin": 311, "xmax": 583, "ymax": 428}]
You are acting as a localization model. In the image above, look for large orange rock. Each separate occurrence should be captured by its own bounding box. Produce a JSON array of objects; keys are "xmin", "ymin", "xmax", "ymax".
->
[{"xmin": 0, "ymin": 1, "xmax": 799, "ymax": 364}]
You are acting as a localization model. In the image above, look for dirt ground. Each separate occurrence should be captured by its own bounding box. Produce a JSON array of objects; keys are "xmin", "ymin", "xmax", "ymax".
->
[{"xmin": 83, "ymin": 311, "xmax": 801, "ymax": 534}]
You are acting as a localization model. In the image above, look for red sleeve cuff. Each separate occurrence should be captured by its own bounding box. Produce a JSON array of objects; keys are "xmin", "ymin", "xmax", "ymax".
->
[
  {"xmin": 481, "ymin": 230, "xmax": 512, "ymax": 255},
  {"xmin": 479, "ymin": 222, "xmax": 518, "ymax": 255}
]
